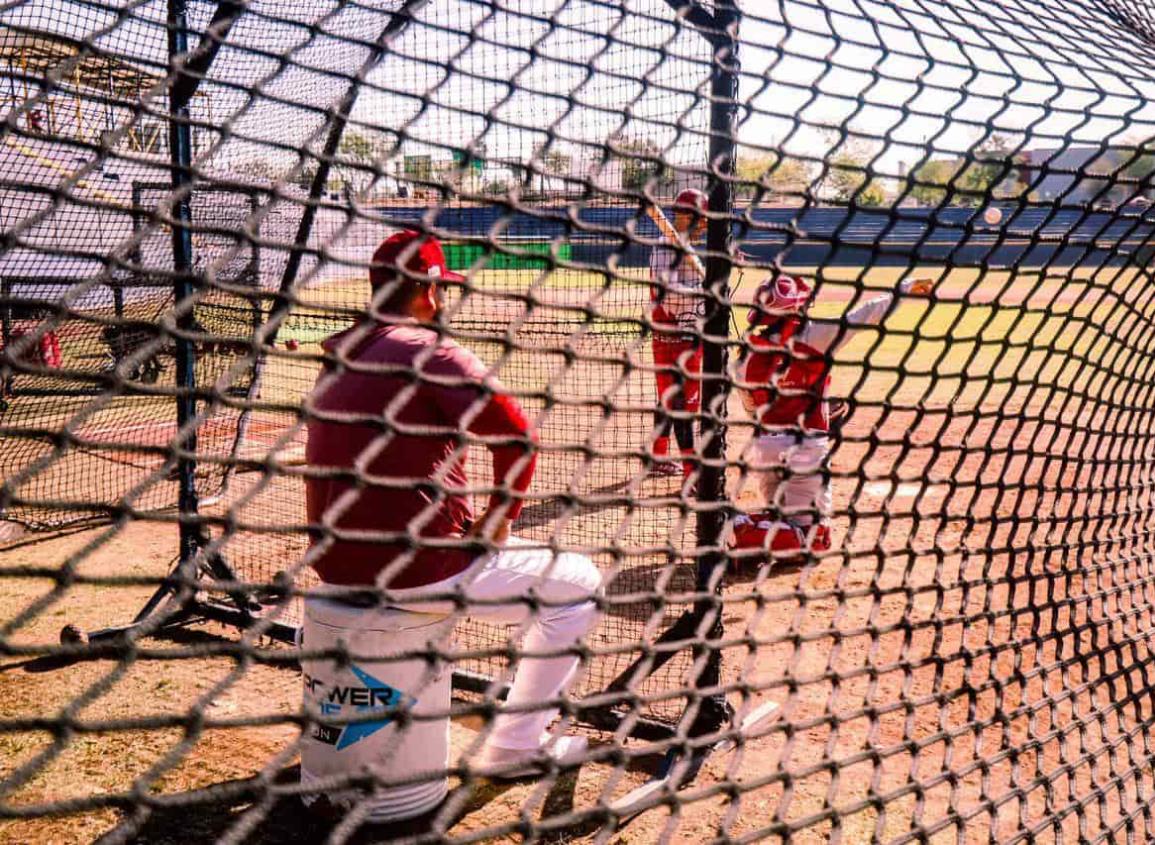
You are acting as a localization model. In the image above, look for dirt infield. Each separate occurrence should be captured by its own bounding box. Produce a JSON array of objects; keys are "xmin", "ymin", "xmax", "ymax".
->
[
  {"xmin": 3, "ymin": 266, "xmax": 1154, "ymax": 841},
  {"xmin": 5, "ymin": 393, "xmax": 1153, "ymax": 842}
]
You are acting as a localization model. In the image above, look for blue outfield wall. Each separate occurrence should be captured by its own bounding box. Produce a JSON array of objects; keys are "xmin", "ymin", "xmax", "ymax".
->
[{"xmin": 374, "ymin": 204, "xmax": 1155, "ymax": 269}]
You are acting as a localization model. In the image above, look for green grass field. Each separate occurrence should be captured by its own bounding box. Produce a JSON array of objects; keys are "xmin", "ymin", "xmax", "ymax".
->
[
  {"xmin": 266, "ymin": 261, "xmax": 1149, "ymax": 421},
  {"xmin": 274, "ymin": 263, "xmax": 1144, "ymax": 423},
  {"xmin": 285, "ymin": 264, "xmax": 1142, "ymax": 368}
]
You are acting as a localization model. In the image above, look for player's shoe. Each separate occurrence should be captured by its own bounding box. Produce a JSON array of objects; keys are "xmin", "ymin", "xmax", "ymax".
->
[
  {"xmin": 646, "ymin": 459, "xmax": 683, "ymax": 478},
  {"xmin": 680, "ymin": 453, "xmax": 698, "ymax": 497},
  {"xmin": 679, "ymin": 467, "xmax": 699, "ymax": 498},
  {"xmin": 646, "ymin": 435, "xmax": 683, "ymax": 478},
  {"xmin": 474, "ymin": 735, "xmax": 589, "ymax": 779}
]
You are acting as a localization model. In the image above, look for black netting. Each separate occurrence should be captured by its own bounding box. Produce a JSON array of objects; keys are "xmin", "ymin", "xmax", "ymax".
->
[{"xmin": 5, "ymin": 0, "xmax": 1155, "ymax": 841}]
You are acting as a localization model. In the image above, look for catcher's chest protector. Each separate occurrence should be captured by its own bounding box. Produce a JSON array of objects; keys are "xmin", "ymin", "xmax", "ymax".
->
[{"xmin": 737, "ymin": 336, "xmax": 831, "ymax": 433}]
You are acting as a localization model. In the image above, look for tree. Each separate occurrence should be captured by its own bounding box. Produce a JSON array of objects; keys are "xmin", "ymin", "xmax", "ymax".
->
[
  {"xmin": 958, "ymin": 134, "xmax": 1018, "ymax": 205},
  {"xmin": 1077, "ymin": 150, "xmax": 1131, "ymax": 206},
  {"xmin": 857, "ymin": 179, "xmax": 887, "ymax": 207},
  {"xmin": 1123, "ymin": 147, "xmax": 1155, "ymax": 200},
  {"xmin": 903, "ymin": 136, "xmax": 1022, "ymax": 206},
  {"xmin": 482, "ymin": 179, "xmax": 511, "ymax": 196},
  {"xmin": 825, "ymin": 153, "xmax": 861, "ymax": 203},
  {"xmin": 822, "ymin": 143, "xmax": 883, "ymax": 205},
  {"xmin": 336, "ymin": 130, "xmax": 385, "ymax": 192},
  {"xmin": 616, "ymin": 137, "xmax": 672, "ymax": 192},
  {"xmin": 542, "ymin": 148, "xmax": 572, "ymax": 177},
  {"xmin": 906, "ymin": 159, "xmax": 960, "ymax": 207},
  {"xmin": 529, "ymin": 144, "xmax": 573, "ymax": 198},
  {"xmin": 735, "ymin": 152, "xmax": 812, "ymax": 202},
  {"xmin": 340, "ymin": 130, "xmax": 378, "ymax": 165}
]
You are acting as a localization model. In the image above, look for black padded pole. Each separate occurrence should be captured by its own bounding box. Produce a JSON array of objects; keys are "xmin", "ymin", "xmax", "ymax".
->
[
  {"xmin": 223, "ymin": 0, "xmax": 429, "ymax": 484},
  {"xmin": 167, "ymin": 0, "xmax": 200, "ymax": 567},
  {"xmin": 166, "ymin": 0, "xmax": 248, "ymax": 567},
  {"xmin": 689, "ymin": 0, "xmax": 740, "ymax": 733},
  {"xmin": 169, "ymin": 0, "xmax": 246, "ymax": 108}
]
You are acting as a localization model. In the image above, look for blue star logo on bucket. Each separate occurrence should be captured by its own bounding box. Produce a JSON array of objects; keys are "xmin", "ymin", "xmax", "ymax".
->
[
  {"xmin": 309, "ymin": 663, "xmax": 417, "ymax": 750},
  {"xmin": 337, "ymin": 665, "xmax": 415, "ymax": 750}
]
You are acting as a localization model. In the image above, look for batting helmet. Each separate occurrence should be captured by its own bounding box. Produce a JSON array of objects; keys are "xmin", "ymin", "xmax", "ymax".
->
[
  {"xmin": 748, "ymin": 274, "xmax": 813, "ymax": 327},
  {"xmin": 673, "ymin": 188, "xmax": 708, "ymax": 213}
]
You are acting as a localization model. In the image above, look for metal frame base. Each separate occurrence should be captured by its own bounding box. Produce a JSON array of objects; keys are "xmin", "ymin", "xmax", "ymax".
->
[{"xmin": 80, "ymin": 580, "xmax": 679, "ymax": 744}]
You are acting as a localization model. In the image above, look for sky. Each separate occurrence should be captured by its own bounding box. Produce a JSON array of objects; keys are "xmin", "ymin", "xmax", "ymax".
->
[
  {"xmin": 735, "ymin": 0, "xmax": 1155, "ymax": 175},
  {"xmin": 5, "ymin": 0, "xmax": 1155, "ymax": 181},
  {"xmin": 353, "ymin": 0, "xmax": 1155, "ymax": 178}
]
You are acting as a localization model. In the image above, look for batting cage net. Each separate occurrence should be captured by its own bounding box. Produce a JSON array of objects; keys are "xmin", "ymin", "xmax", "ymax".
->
[{"xmin": 4, "ymin": 0, "xmax": 1155, "ymax": 840}]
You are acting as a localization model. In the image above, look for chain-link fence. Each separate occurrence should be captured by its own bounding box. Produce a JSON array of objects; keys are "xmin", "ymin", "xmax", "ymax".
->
[{"xmin": 4, "ymin": 0, "xmax": 1155, "ymax": 841}]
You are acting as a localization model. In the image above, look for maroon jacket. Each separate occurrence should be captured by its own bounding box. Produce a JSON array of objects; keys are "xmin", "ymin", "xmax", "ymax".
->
[{"xmin": 305, "ymin": 323, "xmax": 536, "ymax": 588}]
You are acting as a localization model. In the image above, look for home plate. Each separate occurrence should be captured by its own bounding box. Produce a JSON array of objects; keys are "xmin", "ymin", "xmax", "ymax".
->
[
  {"xmin": 863, "ymin": 481, "xmax": 924, "ymax": 498},
  {"xmin": 609, "ymin": 700, "xmax": 780, "ymax": 820}
]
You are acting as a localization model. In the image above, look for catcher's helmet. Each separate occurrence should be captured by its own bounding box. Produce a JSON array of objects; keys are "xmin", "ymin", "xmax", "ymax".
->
[{"xmin": 748, "ymin": 274, "xmax": 813, "ymax": 327}]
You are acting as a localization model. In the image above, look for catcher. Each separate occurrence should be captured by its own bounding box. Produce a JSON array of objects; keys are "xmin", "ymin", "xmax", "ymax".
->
[
  {"xmin": 647, "ymin": 188, "xmax": 709, "ymax": 486},
  {"xmin": 729, "ymin": 272, "xmax": 935, "ymax": 562}
]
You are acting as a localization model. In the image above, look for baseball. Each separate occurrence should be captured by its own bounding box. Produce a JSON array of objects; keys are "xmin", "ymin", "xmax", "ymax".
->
[
  {"xmin": 983, "ymin": 206, "xmax": 1003, "ymax": 226},
  {"xmin": 905, "ymin": 276, "xmax": 934, "ymax": 296}
]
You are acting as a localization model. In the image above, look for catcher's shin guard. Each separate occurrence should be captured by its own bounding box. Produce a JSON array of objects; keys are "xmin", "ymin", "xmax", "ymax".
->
[
  {"xmin": 728, "ymin": 513, "xmax": 832, "ymax": 565},
  {"xmin": 40, "ymin": 331, "xmax": 62, "ymax": 369},
  {"xmin": 729, "ymin": 512, "xmax": 805, "ymax": 556},
  {"xmin": 10, "ymin": 328, "xmax": 62, "ymax": 369},
  {"xmin": 808, "ymin": 520, "xmax": 832, "ymax": 553}
]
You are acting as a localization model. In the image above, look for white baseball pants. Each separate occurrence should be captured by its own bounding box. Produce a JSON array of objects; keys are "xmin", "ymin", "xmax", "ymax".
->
[
  {"xmin": 752, "ymin": 433, "xmax": 832, "ymax": 526},
  {"xmin": 385, "ymin": 538, "xmax": 602, "ymax": 753}
]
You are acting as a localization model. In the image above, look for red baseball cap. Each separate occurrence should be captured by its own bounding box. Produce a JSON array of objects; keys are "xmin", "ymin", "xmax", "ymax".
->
[
  {"xmin": 369, "ymin": 229, "xmax": 465, "ymax": 289},
  {"xmin": 674, "ymin": 188, "xmax": 708, "ymax": 213}
]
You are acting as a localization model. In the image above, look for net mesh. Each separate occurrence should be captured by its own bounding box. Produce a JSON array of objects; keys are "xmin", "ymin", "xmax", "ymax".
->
[{"xmin": 5, "ymin": 0, "xmax": 1155, "ymax": 840}]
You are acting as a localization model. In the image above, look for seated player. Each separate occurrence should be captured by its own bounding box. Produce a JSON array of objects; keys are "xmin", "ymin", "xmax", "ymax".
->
[
  {"xmin": 647, "ymin": 188, "xmax": 708, "ymax": 485},
  {"xmin": 730, "ymin": 272, "xmax": 934, "ymax": 563},
  {"xmin": 6, "ymin": 307, "xmax": 62, "ymax": 372},
  {"xmin": 305, "ymin": 230, "xmax": 603, "ymax": 776}
]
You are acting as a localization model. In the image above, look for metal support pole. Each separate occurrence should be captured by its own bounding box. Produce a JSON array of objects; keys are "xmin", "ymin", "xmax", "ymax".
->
[
  {"xmin": 167, "ymin": 0, "xmax": 200, "ymax": 567},
  {"xmin": 662, "ymin": 0, "xmax": 719, "ymax": 32},
  {"xmin": 164, "ymin": 0, "xmax": 246, "ymax": 560},
  {"xmin": 690, "ymin": 0, "xmax": 740, "ymax": 732},
  {"xmin": 1, "ymin": 276, "xmax": 11, "ymax": 402},
  {"xmin": 170, "ymin": 0, "xmax": 246, "ymax": 109},
  {"xmin": 223, "ymin": 0, "xmax": 428, "ymax": 485},
  {"xmin": 269, "ymin": 0, "xmax": 430, "ymax": 339},
  {"xmin": 598, "ymin": 0, "xmax": 741, "ymax": 734}
]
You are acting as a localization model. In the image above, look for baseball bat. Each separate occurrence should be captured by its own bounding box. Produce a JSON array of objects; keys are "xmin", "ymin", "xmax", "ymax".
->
[{"xmin": 646, "ymin": 204, "xmax": 706, "ymax": 279}]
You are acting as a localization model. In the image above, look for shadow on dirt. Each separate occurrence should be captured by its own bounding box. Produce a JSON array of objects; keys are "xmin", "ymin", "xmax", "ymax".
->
[
  {"xmin": 98, "ymin": 763, "xmax": 619, "ymax": 844},
  {"xmin": 9, "ymin": 623, "xmax": 302, "ymax": 675}
]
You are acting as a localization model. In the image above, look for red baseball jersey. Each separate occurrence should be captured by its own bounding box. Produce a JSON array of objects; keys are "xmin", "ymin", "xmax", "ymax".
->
[
  {"xmin": 736, "ymin": 291, "xmax": 900, "ymax": 433},
  {"xmin": 737, "ymin": 329, "xmax": 831, "ymax": 433},
  {"xmin": 305, "ymin": 323, "xmax": 536, "ymax": 588},
  {"xmin": 649, "ymin": 243, "xmax": 704, "ymax": 330}
]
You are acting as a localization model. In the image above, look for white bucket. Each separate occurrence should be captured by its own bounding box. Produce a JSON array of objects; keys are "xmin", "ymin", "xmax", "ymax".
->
[{"xmin": 299, "ymin": 597, "xmax": 455, "ymax": 823}]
